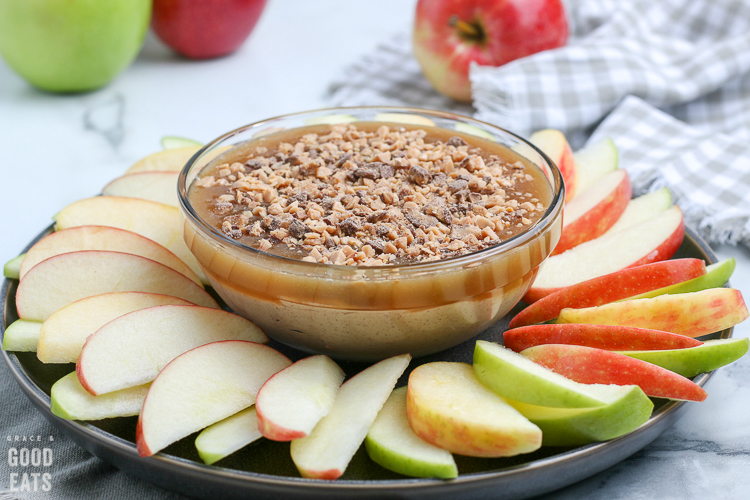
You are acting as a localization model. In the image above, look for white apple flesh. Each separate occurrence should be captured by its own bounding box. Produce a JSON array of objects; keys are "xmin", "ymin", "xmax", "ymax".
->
[
  {"xmin": 37, "ymin": 292, "xmax": 196, "ymax": 363},
  {"xmin": 604, "ymin": 187, "xmax": 672, "ymax": 236},
  {"xmin": 77, "ymin": 305, "xmax": 268, "ymax": 395},
  {"xmin": 50, "ymin": 372, "xmax": 149, "ymax": 421},
  {"xmin": 103, "ymin": 172, "xmax": 179, "ymax": 207},
  {"xmin": 365, "ymin": 387, "xmax": 458, "ymax": 479},
  {"xmin": 290, "ymin": 354, "xmax": 411, "ymax": 480},
  {"xmin": 572, "ymin": 137, "xmax": 618, "ymax": 196},
  {"xmin": 15, "ymin": 251, "xmax": 217, "ymax": 321},
  {"xmin": 20, "ymin": 225, "xmax": 200, "ymax": 284},
  {"xmin": 256, "ymin": 355, "xmax": 345, "ymax": 441},
  {"xmin": 195, "ymin": 407, "xmax": 263, "ymax": 465},
  {"xmin": 136, "ymin": 340, "xmax": 291, "ymax": 457}
]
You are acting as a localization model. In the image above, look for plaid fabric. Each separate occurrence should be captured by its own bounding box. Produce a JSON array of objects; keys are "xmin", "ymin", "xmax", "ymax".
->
[{"xmin": 328, "ymin": 0, "xmax": 750, "ymax": 246}]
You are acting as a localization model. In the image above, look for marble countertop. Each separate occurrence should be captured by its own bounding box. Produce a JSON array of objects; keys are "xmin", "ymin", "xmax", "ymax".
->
[{"xmin": 1, "ymin": 1, "xmax": 748, "ymax": 498}]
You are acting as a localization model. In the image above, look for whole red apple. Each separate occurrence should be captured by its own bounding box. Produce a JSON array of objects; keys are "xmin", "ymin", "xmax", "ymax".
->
[
  {"xmin": 152, "ymin": 0, "xmax": 267, "ymax": 59},
  {"xmin": 413, "ymin": 0, "xmax": 568, "ymax": 102}
]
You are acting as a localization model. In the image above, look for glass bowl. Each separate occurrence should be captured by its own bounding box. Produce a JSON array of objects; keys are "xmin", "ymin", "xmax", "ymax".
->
[{"xmin": 178, "ymin": 107, "xmax": 564, "ymax": 362}]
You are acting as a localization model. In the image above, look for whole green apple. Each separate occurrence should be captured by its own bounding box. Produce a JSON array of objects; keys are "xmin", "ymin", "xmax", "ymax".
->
[{"xmin": 0, "ymin": 0, "xmax": 151, "ymax": 92}]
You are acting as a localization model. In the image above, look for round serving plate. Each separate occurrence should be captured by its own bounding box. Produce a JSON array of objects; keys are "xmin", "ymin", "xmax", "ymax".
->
[{"xmin": 1, "ymin": 224, "xmax": 731, "ymax": 500}]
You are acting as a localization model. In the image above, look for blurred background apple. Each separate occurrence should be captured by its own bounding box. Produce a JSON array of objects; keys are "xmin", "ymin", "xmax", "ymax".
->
[
  {"xmin": 0, "ymin": 0, "xmax": 151, "ymax": 92},
  {"xmin": 152, "ymin": 0, "xmax": 268, "ymax": 59},
  {"xmin": 413, "ymin": 0, "xmax": 568, "ymax": 102}
]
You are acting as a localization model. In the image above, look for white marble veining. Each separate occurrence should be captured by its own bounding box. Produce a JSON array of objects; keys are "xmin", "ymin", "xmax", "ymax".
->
[{"xmin": 0, "ymin": 1, "xmax": 748, "ymax": 498}]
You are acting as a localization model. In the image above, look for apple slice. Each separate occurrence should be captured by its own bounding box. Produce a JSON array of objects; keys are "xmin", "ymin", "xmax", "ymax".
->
[
  {"xmin": 4, "ymin": 253, "xmax": 24, "ymax": 279},
  {"xmin": 506, "ymin": 384, "xmax": 653, "ymax": 446},
  {"xmin": 290, "ymin": 354, "xmax": 411, "ymax": 480},
  {"xmin": 525, "ymin": 205, "xmax": 684, "ymax": 302},
  {"xmin": 304, "ymin": 115, "xmax": 358, "ymax": 125},
  {"xmin": 473, "ymin": 340, "xmax": 619, "ymax": 408},
  {"xmin": 16, "ymin": 251, "xmax": 217, "ymax": 321},
  {"xmin": 604, "ymin": 188, "xmax": 671, "ymax": 235},
  {"xmin": 161, "ymin": 136, "xmax": 203, "ymax": 150},
  {"xmin": 572, "ymin": 137, "xmax": 618, "ymax": 196},
  {"xmin": 125, "ymin": 147, "xmax": 199, "ymax": 174},
  {"xmin": 136, "ymin": 340, "xmax": 291, "ymax": 457},
  {"xmin": 103, "ymin": 172, "xmax": 179, "ymax": 207},
  {"xmin": 2, "ymin": 320, "xmax": 42, "ymax": 352},
  {"xmin": 521, "ymin": 344, "xmax": 707, "ymax": 401},
  {"xmin": 623, "ymin": 258, "xmax": 735, "ymax": 301},
  {"xmin": 529, "ymin": 129, "xmax": 576, "ymax": 202},
  {"xmin": 55, "ymin": 196, "xmax": 204, "ymax": 282},
  {"xmin": 509, "ymin": 259, "xmax": 707, "ymax": 327},
  {"xmin": 195, "ymin": 407, "xmax": 263, "ymax": 465},
  {"xmin": 557, "ymin": 288, "xmax": 749, "ymax": 337},
  {"xmin": 454, "ymin": 123, "xmax": 496, "ymax": 141},
  {"xmin": 617, "ymin": 338, "xmax": 749, "ymax": 378},
  {"xmin": 373, "ymin": 113, "xmax": 436, "ymax": 127},
  {"xmin": 365, "ymin": 387, "xmax": 458, "ymax": 479},
  {"xmin": 256, "ymin": 355, "xmax": 345, "ymax": 441},
  {"xmin": 20, "ymin": 225, "xmax": 200, "ymax": 284},
  {"xmin": 504, "ymin": 324, "xmax": 703, "ymax": 353},
  {"xmin": 77, "ymin": 305, "xmax": 268, "ymax": 395},
  {"xmin": 407, "ymin": 362, "xmax": 541, "ymax": 458},
  {"xmin": 37, "ymin": 292, "xmax": 196, "ymax": 363},
  {"xmin": 552, "ymin": 170, "xmax": 631, "ymax": 255},
  {"xmin": 50, "ymin": 372, "xmax": 149, "ymax": 421}
]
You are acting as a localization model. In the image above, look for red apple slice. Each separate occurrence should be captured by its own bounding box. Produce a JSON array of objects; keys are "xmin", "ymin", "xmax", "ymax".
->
[
  {"xmin": 256, "ymin": 355, "xmax": 345, "ymax": 441},
  {"xmin": 509, "ymin": 258, "xmax": 706, "ymax": 327},
  {"xmin": 55, "ymin": 196, "xmax": 204, "ymax": 283},
  {"xmin": 37, "ymin": 292, "xmax": 197, "ymax": 364},
  {"xmin": 103, "ymin": 172, "xmax": 179, "ymax": 207},
  {"xmin": 504, "ymin": 324, "xmax": 703, "ymax": 353},
  {"xmin": 552, "ymin": 170, "xmax": 631, "ymax": 255},
  {"xmin": 557, "ymin": 288, "xmax": 749, "ymax": 337},
  {"xmin": 525, "ymin": 205, "xmax": 684, "ymax": 302},
  {"xmin": 290, "ymin": 354, "xmax": 411, "ymax": 480},
  {"xmin": 20, "ymin": 225, "xmax": 200, "ymax": 284},
  {"xmin": 604, "ymin": 187, "xmax": 671, "ymax": 236},
  {"xmin": 407, "ymin": 362, "xmax": 542, "ymax": 458},
  {"xmin": 529, "ymin": 129, "xmax": 576, "ymax": 202},
  {"xmin": 16, "ymin": 251, "xmax": 217, "ymax": 321},
  {"xmin": 521, "ymin": 344, "xmax": 707, "ymax": 401},
  {"xmin": 572, "ymin": 137, "xmax": 618, "ymax": 196},
  {"xmin": 77, "ymin": 305, "xmax": 268, "ymax": 395},
  {"xmin": 136, "ymin": 340, "xmax": 291, "ymax": 457}
]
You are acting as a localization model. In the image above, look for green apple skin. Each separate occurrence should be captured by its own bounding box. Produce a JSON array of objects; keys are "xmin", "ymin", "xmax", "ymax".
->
[
  {"xmin": 50, "ymin": 372, "xmax": 148, "ymax": 421},
  {"xmin": 365, "ymin": 387, "xmax": 457, "ymax": 479},
  {"xmin": 0, "ymin": 0, "xmax": 151, "ymax": 92},
  {"xmin": 2, "ymin": 319, "xmax": 42, "ymax": 352},
  {"xmin": 3, "ymin": 254, "xmax": 25, "ymax": 279},
  {"xmin": 618, "ymin": 338, "xmax": 749, "ymax": 378},
  {"xmin": 623, "ymin": 258, "xmax": 735, "ymax": 301},
  {"xmin": 195, "ymin": 407, "xmax": 263, "ymax": 465},
  {"xmin": 506, "ymin": 385, "xmax": 653, "ymax": 447}
]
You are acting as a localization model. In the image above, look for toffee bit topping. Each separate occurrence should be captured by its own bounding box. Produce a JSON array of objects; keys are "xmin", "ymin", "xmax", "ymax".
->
[{"xmin": 194, "ymin": 123, "xmax": 545, "ymax": 266}]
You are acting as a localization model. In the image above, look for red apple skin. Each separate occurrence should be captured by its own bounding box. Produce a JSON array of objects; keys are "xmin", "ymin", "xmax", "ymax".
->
[
  {"xmin": 255, "ymin": 405, "xmax": 306, "ymax": 442},
  {"xmin": 504, "ymin": 324, "xmax": 703, "ymax": 353},
  {"xmin": 412, "ymin": 0, "xmax": 568, "ymax": 101},
  {"xmin": 551, "ymin": 172, "xmax": 631, "ymax": 255},
  {"xmin": 522, "ymin": 344, "xmax": 707, "ymax": 402},
  {"xmin": 524, "ymin": 209, "xmax": 685, "ymax": 303},
  {"xmin": 510, "ymin": 259, "xmax": 706, "ymax": 327},
  {"xmin": 152, "ymin": 0, "xmax": 267, "ymax": 59}
]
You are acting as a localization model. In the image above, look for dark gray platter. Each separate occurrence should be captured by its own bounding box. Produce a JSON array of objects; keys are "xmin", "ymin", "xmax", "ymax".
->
[{"xmin": 1, "ymin": 224, "xmax": 731, "ymax": 500}]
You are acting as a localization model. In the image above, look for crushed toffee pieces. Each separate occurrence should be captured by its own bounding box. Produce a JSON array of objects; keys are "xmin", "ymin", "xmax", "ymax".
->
[{"xmin": 189, "ymin": 122, "xmax": 551, "ymax": 266}]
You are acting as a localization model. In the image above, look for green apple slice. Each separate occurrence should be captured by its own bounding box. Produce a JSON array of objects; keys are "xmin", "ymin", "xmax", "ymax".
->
[
  {"xmin": 373, "ymin": 113, "xmax": 436, "ymax": 127},
  {"xmin": 50, "ymin": 372, "xmax": 149, "ymax": 421},
  {"xmin": 622, "ymin": 258, "xmax": 735, "ymax": 301},
  {"xmin": 2, "ymin": 320, "xmax": 42, "ymax": 352},
  {"xmin": 474, "ymin": 340, "xmax": 610, "ymax": 408},
  {"xmin": 195, "ymin": 407, "xmax": 263, "ymax": 465},
  {"xmin": 506, "ymin": 384, "xmax": 653, "ymax": 446},
  {"xmin": 365, "ymin": 387, "xmax": 457, "ymax": 479},
  {"xmin": 4, "ymin": 254, "xmax": 24, "ymax": 279},
  {"xmin": 304, "ymin": 114, "xmax": 358, "ymax": 125},
  {"xmin": 617, "ymin": 338, "xmax": 749, "ymax": 378},
  {"xmin": 454, "ymin": 123, "xmax": 496, "ymax": 141},
  {"xmin": 161, "ymin": 136, "xmax": 203, "ymax": 150}
]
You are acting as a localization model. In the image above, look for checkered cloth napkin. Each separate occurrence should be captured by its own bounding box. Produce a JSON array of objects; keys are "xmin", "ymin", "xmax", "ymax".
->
[{"xmin": 329, "ymin": 0, "xmax": 750, "ymax": 247}]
